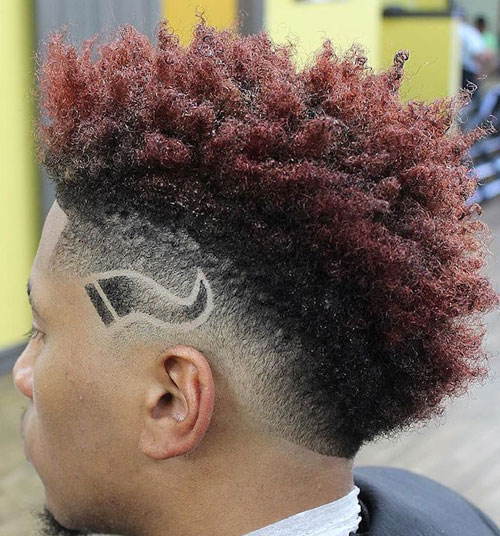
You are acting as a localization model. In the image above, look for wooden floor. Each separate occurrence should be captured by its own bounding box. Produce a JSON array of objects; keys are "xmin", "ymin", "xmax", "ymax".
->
[{"xmin": 1, "ymin": 199, "xmax": 499, "ymax": 534}]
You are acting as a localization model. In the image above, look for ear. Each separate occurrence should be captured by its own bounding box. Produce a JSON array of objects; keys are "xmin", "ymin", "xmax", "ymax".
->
[{"xmin": 139, "ymin": 345, "xmax": 215, "ymax": 460}]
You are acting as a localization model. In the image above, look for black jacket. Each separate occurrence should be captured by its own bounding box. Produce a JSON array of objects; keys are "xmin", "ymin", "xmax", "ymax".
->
[{"xmin": 353, "ymin": 466, "xmax": 500, "ymax": 535}]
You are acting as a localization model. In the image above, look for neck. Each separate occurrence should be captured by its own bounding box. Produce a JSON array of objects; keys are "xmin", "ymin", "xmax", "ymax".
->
[{"xmin": 136, "ymin": 436, "xmax": 355, "ymax": 536}]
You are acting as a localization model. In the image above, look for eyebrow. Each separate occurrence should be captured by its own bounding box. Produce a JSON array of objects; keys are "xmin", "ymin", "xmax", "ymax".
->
[{"xmin": 27, "ymin": 279, "xmax": 41, "ymax": 316}]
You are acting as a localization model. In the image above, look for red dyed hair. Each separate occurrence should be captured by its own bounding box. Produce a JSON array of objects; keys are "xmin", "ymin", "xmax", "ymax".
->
[{"xmin": 38, "ymin": 18, "xmax": 499, "ymax": 456}]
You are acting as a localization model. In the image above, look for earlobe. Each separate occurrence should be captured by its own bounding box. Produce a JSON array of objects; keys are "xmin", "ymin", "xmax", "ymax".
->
[{"xmin": 140, "ymin": 345, "xmax": 215, "ymax": 460}]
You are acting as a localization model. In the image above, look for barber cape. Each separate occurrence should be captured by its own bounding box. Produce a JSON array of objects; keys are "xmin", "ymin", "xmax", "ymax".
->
[{"xmin": 353, "ymin": 466, "xmax": 500, "ymax": 535}]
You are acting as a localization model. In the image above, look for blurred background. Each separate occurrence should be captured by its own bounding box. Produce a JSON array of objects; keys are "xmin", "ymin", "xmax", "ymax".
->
[{"xmin": 1, "ymin": 0, "xmax": 499, "ymax": 534}]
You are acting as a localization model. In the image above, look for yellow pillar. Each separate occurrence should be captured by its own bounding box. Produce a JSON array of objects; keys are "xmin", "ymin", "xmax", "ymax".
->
[
  {"xmin": 381, "ymin": 0, "xmax": 448, "ymax": 10},
  {"xmin": 265, "ymin": 0, "xmax": 381, "ymax": 71},
  {"xmin": 163, "ymin": 0, "xmax": 237, "ymax": 46},
  {"xmin": 163, "ymin": 1, "xmax": 382, "ymax": 71},
  {"xmin": 381, "ymin": 15, "xmax": 460, "ymax": 101},
  {"xmin": 0, "ymin": 1, "xmax": 39, "ymax": 347}
]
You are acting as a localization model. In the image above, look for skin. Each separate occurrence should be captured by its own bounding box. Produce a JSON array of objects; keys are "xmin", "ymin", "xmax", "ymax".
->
[{"xmin": 13, "ymin": 201, "xmax": 354, "ymax": 536}]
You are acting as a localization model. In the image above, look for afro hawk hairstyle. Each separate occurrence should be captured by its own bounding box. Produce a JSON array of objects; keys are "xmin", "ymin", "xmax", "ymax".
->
[{"xmin": 38, "ymin": 17, "xmax": 499, "ymax": 458}]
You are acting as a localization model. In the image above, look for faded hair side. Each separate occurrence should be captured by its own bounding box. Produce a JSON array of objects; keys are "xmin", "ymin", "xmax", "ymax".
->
[{"xmin": 39, "ymin": 19, "xmax": 500, "ymax": 458}]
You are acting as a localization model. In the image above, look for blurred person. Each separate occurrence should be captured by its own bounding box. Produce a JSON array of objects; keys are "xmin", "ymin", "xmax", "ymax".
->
[
  {"xmin": 457, "ymin": 8, "xmax": 495, "ymax": 101},
  {"xmin": 13, "ymin": 19, "xmax": 500, "ymax": 536},
  {"xmin": 474, "ymin": 15, "xmax": 499, "ymax": 53}
]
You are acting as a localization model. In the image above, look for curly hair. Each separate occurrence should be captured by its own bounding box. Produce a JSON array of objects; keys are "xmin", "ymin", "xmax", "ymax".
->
[{"xmin": 38, "ymin": 18, "xmax": 499, "ymax": 458}]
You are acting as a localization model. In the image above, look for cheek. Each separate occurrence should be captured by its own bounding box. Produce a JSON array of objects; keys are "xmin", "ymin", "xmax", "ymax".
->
[
  {"xmin": 32, "ymin": 334, "xmax": 139, "ymax": 467},
  {"xmin": 30, "ymin": 338, "xmax": 107, "ymax": 473},
  {"xmin": 28, "ymin": 336, "xmax": 139, "ymax": 512}
]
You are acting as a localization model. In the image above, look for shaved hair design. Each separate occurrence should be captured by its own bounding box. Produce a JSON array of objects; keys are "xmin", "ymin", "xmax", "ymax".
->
[{"xmin": 84, "ymin": 269, "xmax": 213, "ymax": 330}]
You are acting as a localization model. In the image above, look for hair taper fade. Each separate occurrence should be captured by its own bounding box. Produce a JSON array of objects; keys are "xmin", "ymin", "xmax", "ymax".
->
[{"xmin": 38, "ymin": 16, "xmax": 499, "ymax": 458}]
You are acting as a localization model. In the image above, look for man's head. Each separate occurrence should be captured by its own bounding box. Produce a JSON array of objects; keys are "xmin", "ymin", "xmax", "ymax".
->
[
  {"xmin": 475, "ymin": 16, "xmax": 487, "ymax": 34},
  {"xmin": 14, "ymin": 199, "xmax": 350, "ymax": 536},
  {"xmin": 13, "ymin": 18, "xmax": 499, "ymax": 536}
]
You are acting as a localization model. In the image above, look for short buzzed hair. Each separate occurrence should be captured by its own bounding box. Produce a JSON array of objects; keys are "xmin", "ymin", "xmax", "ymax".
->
[{"xmin": 38, "ymin": 18, "xmax": 499, "ymax": 458}]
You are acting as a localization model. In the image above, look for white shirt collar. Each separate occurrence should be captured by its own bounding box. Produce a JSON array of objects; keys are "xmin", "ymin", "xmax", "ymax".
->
[{"xmin": 244, "ymin": 486, "xmax": 361, "ymax": 536}]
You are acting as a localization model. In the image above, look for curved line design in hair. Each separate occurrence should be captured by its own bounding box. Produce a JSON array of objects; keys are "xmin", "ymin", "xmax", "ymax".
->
[{"xmin": 84, "ymin": 268, "xmax": 214, "ymax": 331}]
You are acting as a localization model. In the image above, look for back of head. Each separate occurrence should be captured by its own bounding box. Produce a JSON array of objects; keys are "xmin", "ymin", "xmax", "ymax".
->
[
  {"xmin": 475, "ymin": 16, "xmax": 487, "ymax": 32},
  {"xmin": 38, "ymin": 18, "xmax": 499, "ymax": 460}
]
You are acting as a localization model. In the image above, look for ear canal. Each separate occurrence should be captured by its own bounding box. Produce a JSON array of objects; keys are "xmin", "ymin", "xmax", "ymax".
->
[{"xmin": 151, "ymin": 392, "xmax": 174, "ymax": 419}]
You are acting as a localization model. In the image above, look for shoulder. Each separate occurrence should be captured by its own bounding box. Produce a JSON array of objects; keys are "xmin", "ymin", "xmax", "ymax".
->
[
  {"xmin": 353, "ymin": 466, "xmax": 500, "ymax": 536},
  {"xmin": 460, "ymin": 24, "xmax": 486, "ymax": 50}
]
